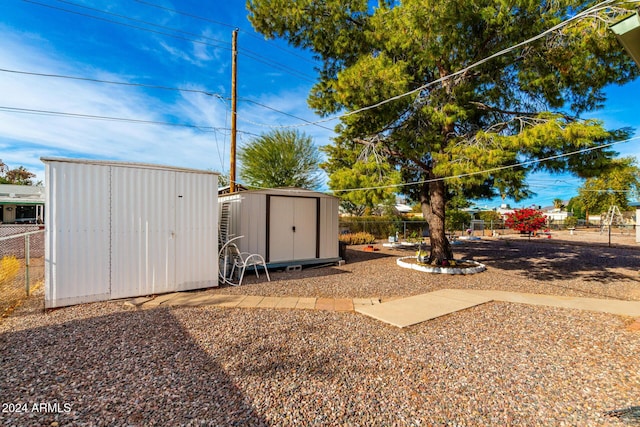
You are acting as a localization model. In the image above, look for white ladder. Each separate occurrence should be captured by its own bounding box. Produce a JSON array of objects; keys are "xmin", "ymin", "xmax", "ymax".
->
[{"xmin": 601, "ymin": 205, "xmax": 624, "ymax": 232}]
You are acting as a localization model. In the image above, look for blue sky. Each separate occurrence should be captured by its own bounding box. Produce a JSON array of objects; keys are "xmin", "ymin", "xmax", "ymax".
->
[{"xmin": 2, "ymin": 0, "xmax": 639, "ymax": 209}]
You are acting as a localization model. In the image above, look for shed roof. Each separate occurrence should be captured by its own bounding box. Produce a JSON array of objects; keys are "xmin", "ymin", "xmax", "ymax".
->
[
  {"xmin": 218, "ymin": 187, "xmax": 338, "ymax": 199},
  {"xmin": 41, "ymin": 157, "xmax": 219, "ymax": 175},
  {"xmin": 0, "ymin": 184, "xmax": 45, "ymax": 204}
]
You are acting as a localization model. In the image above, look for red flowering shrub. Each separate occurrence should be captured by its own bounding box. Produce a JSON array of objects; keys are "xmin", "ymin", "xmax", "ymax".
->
[{"xmin": 504, "ymin": 208, "xmax": 547, "ymax": 236}]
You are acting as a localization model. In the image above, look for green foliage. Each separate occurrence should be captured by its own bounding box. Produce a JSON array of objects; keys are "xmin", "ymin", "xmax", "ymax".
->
[
  {"xmin": 564, "ymin": 216, "xmax": 578, "ymax": 229},
  {"xmin": 478, "ymin": 210, "xmax": 502, "ymax": 223},
  {"xmin": 325, "ymin": 156, "xmax": 401, "ymax": 215},
  {"xmin": 445, "ymin": 210, "xmax": 471, "ymax": 232},
  {"xmin": 553, "ymin": 199, "xmax": 565, "ymax": 210},
  {"xmin": 248, "ymin": 0, "xmax": 638, "ymax": 256},
  {"xmin": 566, "ymin": 197, "xmax": 586, "ymax": 220},
  {"xmin": 338, "ymin": 232, "xmax": 377, "ymax": 245},
  {"xmin": 239, "ymin": 130, "xmax": 323, "ymax": 190},
  {"xmin": 576, "ymin": 157, "xmax": 640, "ymax": 214}
]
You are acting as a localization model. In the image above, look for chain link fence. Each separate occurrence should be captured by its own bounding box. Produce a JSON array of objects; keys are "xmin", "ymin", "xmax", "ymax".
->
[
  {"xmin": 0, "ymin": 225, "xmax": 45, "ymax": 317},
  {"xmin": 339, "ymin": 219, "xmax": 511, "ymax": 239}
]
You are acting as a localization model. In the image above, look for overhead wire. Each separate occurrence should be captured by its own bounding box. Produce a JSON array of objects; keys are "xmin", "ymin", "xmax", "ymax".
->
[
  {"xmin": 327, "ymin": 135, "xmax": 640, "ymax": 193},
  {"xmin": 21, "ymin": 0, "xmax": 232, "ymax": 51},
  {"xmin": 229, "ymin": 134, "xmax": 639, "ymax": 195},
  {"xmin": 11, "ymin": 0, "xmax": 639, "ymax": 196},
  {"xmin": 20, "ymin": 0, "xmax": 317, "ymax": 83},
  {"xmin": 238, "ymin": 0, "xmax": 627, "ymax": 129},
  {"xmin": 0, "ymin": 105, "xmax": 260, "ymax": 136},
  {"xmin": 132, "ymin": 0, "xmax": 320, "ymax": 66},
  {"xmin": 0, "ymin": 68, "xmax": 224, "ymax": 97}
]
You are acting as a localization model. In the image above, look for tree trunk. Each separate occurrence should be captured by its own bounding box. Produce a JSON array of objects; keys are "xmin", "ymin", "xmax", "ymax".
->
[{"xmin": 420, "ymin": 179, "xmax": 453, "ymax": 264}]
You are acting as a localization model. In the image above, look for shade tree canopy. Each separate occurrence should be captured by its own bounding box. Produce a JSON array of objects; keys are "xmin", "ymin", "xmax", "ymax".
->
[{"xmin": 248, "ymin": 0, "xmax": 638, "ymax": 262}]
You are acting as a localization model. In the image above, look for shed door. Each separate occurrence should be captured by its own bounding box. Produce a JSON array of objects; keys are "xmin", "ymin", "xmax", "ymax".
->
[{"xmin": 269, "ymin": 196, "xmax": 317, "ymax": 262}]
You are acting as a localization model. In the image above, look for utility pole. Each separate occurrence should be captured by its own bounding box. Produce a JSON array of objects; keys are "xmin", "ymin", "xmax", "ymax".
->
[{"xmin": 230, "ymin": 28, "xmax": 238, "ymax": 193}]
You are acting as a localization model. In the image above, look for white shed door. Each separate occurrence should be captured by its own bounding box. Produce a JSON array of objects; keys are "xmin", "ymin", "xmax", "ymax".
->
[{"xmin": 269, "ymin": 196, "xmax": 317, "ymax": 262}]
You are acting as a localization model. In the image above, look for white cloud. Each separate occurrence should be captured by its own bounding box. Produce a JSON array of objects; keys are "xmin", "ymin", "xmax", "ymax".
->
[{"xmin": 0, "ymin": 28, "xmax": 233, "ymax": 183}]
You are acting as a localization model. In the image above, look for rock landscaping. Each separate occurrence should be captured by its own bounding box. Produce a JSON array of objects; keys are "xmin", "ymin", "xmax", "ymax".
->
[{"xmin": 1, "ymin": 233, "xmax": 639, "ymax": 426}]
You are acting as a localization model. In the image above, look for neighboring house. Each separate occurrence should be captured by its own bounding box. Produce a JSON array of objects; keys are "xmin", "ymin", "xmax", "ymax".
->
[
  {"xmin": 543, "ymin": 207, "xmax": 572, "ymax": 222},
  {"xmin": 495, "ymin": 204, "xmax": 515, "ymax": 219},
  {"xmin": 0, "ymin": 184, "xmax": 45, "ymax": 224}
]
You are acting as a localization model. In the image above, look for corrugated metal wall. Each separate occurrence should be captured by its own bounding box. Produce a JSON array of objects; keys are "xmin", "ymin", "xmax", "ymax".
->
[
  {"xmin": 174, "ymin": 170, "xmax": 218, "ymax": 292},
  {"xmin": 45, "ymin": 162, "xmax": 111, "ymax": 307},
  {"xmin": 44, "ymin": 159, "xmax": 218, "ymax": 308}
]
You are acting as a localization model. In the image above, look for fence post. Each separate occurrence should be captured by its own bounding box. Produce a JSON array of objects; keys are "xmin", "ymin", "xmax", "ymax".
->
[{"xmin": 25, "ymin": 233, "xmax": 30, "ymax": 296}]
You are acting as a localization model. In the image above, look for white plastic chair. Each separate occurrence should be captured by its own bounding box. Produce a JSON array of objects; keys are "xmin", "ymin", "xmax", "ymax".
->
[{"xmin": 219, "ymin": 236, "xmax": 270, "ymax": 286}]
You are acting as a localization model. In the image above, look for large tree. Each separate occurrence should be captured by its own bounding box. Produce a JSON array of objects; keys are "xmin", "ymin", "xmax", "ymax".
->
[
  {"xmin": 239, "ymin": 129, "xmax": 324, "ymax": 190},
  {"xmin": 248, "ymin": 0, "xmax": 637, "ymax": 263},
  {"xmin": 0, "ymin": 160, "xmax": 37, "ymax": 185},
  {"xmin": 577, "ymin": 157, "xmax": 640, "ymax": 217}
]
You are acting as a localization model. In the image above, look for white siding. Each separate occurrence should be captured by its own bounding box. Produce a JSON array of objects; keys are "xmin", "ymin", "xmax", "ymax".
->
[
  {"xmin": 319, "ymin": 197, "xmax": 339, "ymax": 259},
  {"xmin": 110, "ymin": 167, "xmax": 177, "ymax": 298},
  {"xmin": 45, "ymin": 162, "xmax": 111, "ymax": 308},
  {"xmin": 44, "ymin": 158, "xmax": 218, "ymax": 308},
  {"xmin": 174, "ymin": 171, "xmax": 218, "ymax": 291}
]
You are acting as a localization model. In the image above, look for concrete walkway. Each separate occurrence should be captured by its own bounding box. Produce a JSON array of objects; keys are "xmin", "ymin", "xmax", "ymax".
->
[
  {"xmin": 355, "ymin": 289, "xmax": 640, "ymax": 328},
  {"xmin": 130, "ymin": 289, "xmax": 640, "ymax": 328}
]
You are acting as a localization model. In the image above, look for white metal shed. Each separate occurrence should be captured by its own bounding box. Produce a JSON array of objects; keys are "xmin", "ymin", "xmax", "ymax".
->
[
  {"xmin": 42, "ymin": 158, "xmax": 219, "ymax": 308},
  {"xmin": 219, "ymin": 188, "xmax": 340, "ymax": 267}
]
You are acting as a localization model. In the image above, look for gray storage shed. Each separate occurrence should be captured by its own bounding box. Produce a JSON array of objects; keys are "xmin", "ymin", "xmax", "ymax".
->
[{"xmin": 219, "ymin": 188, "xmax": 340, "ymax": 267}]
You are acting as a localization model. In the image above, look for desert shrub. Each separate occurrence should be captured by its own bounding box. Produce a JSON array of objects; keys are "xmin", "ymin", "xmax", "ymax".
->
[
  {"xmin": 339, "ymin": 232, "xmax": 377, "ymax": 245},
  {"xmin": 564, "ymin": 216, "xmax": 578, "ymax": 229},
  {"xmin": 0, "ymin": 256, "xmax": 20, "ymax": 287}
]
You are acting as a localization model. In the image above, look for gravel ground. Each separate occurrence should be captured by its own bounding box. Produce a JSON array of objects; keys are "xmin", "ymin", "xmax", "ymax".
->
[{"xmin": 1, "ymin": 235, "xmax": 640, "ymax": 426}]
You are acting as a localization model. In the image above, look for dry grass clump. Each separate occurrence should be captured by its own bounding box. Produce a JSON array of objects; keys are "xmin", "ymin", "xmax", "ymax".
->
[
  {"xmin": 339, "ymin": 232, "xmax": 377, "ymax": 245},
  {"xmin": 0, "ymin": 256, "xmax": 20, "ymax": 287}
]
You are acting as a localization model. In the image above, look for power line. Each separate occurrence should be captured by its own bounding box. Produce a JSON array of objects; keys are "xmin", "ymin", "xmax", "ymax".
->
[
  {"xmin": 242, "ymin": 0, "xmax": 627, "ymax": 129},
  {"xmin": 238, "ymin": 98, "xmax": 334, "ymax": 131},
  {"xmin": 21, "ymin": 0, "xmax": 317, "ymax": 84},
  {"xmin": 0, "ymin": 68, "xmax": 223, "ymax": 97},
  {"xmin": 49, "ymin": 0, "xmax": 231, "ymax": 47},
  {"xmin": 238, "ymin": 50, "xmax": 317, "ymax": 83},
  {"xmin": 0, "ymin": 105, "xmax": 260, "ymax": 136},
  {"xmin": 1, "ymin": 67, "xmax": 326, "ymax": 130},
  {"xmin": 133, "ymin": 0, "xmax": 319, "ymax": 66},
  {"xmin": 22, "ymin": 0, "xmax": 232, "ymax": 51},
  {"xmin": 328, "ymin": 135, "xmax": 640, "ymax": 193}
]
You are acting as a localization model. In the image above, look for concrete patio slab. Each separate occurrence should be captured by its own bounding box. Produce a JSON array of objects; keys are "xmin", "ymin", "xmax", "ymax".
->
[
  {"xmin": 236, "ymin": 295, "xmax": 264, "ymax": 308},
  {"xmin": 315, "ymin": 298, "xmax": 336, "ymax": 311},
  {"xmin": 295, "ymin": 297, "xmax": 317, "ymax": 310},
  {"xmin": 257, "ymin": 296, "xmax": 281, "ymax": 308},
  {"xmin": 211, "ymin": 295, "xmax": 246, "ymax": 308},
  {"xmin": 355, "ymin": 290, "xmax": 493, "ymax": 328},
  {"xmin": 275, "ymin": 297, "xmax": 300, "ymax": 309},
  {"xmin": 334, "ymin": 298, "xmax": 354, "ymax": 312}
]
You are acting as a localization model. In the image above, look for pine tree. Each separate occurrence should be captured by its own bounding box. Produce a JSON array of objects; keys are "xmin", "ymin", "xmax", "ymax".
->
[{"xmin": 248, "ymin": 0, "xmax": 638, "ymax": 262}]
